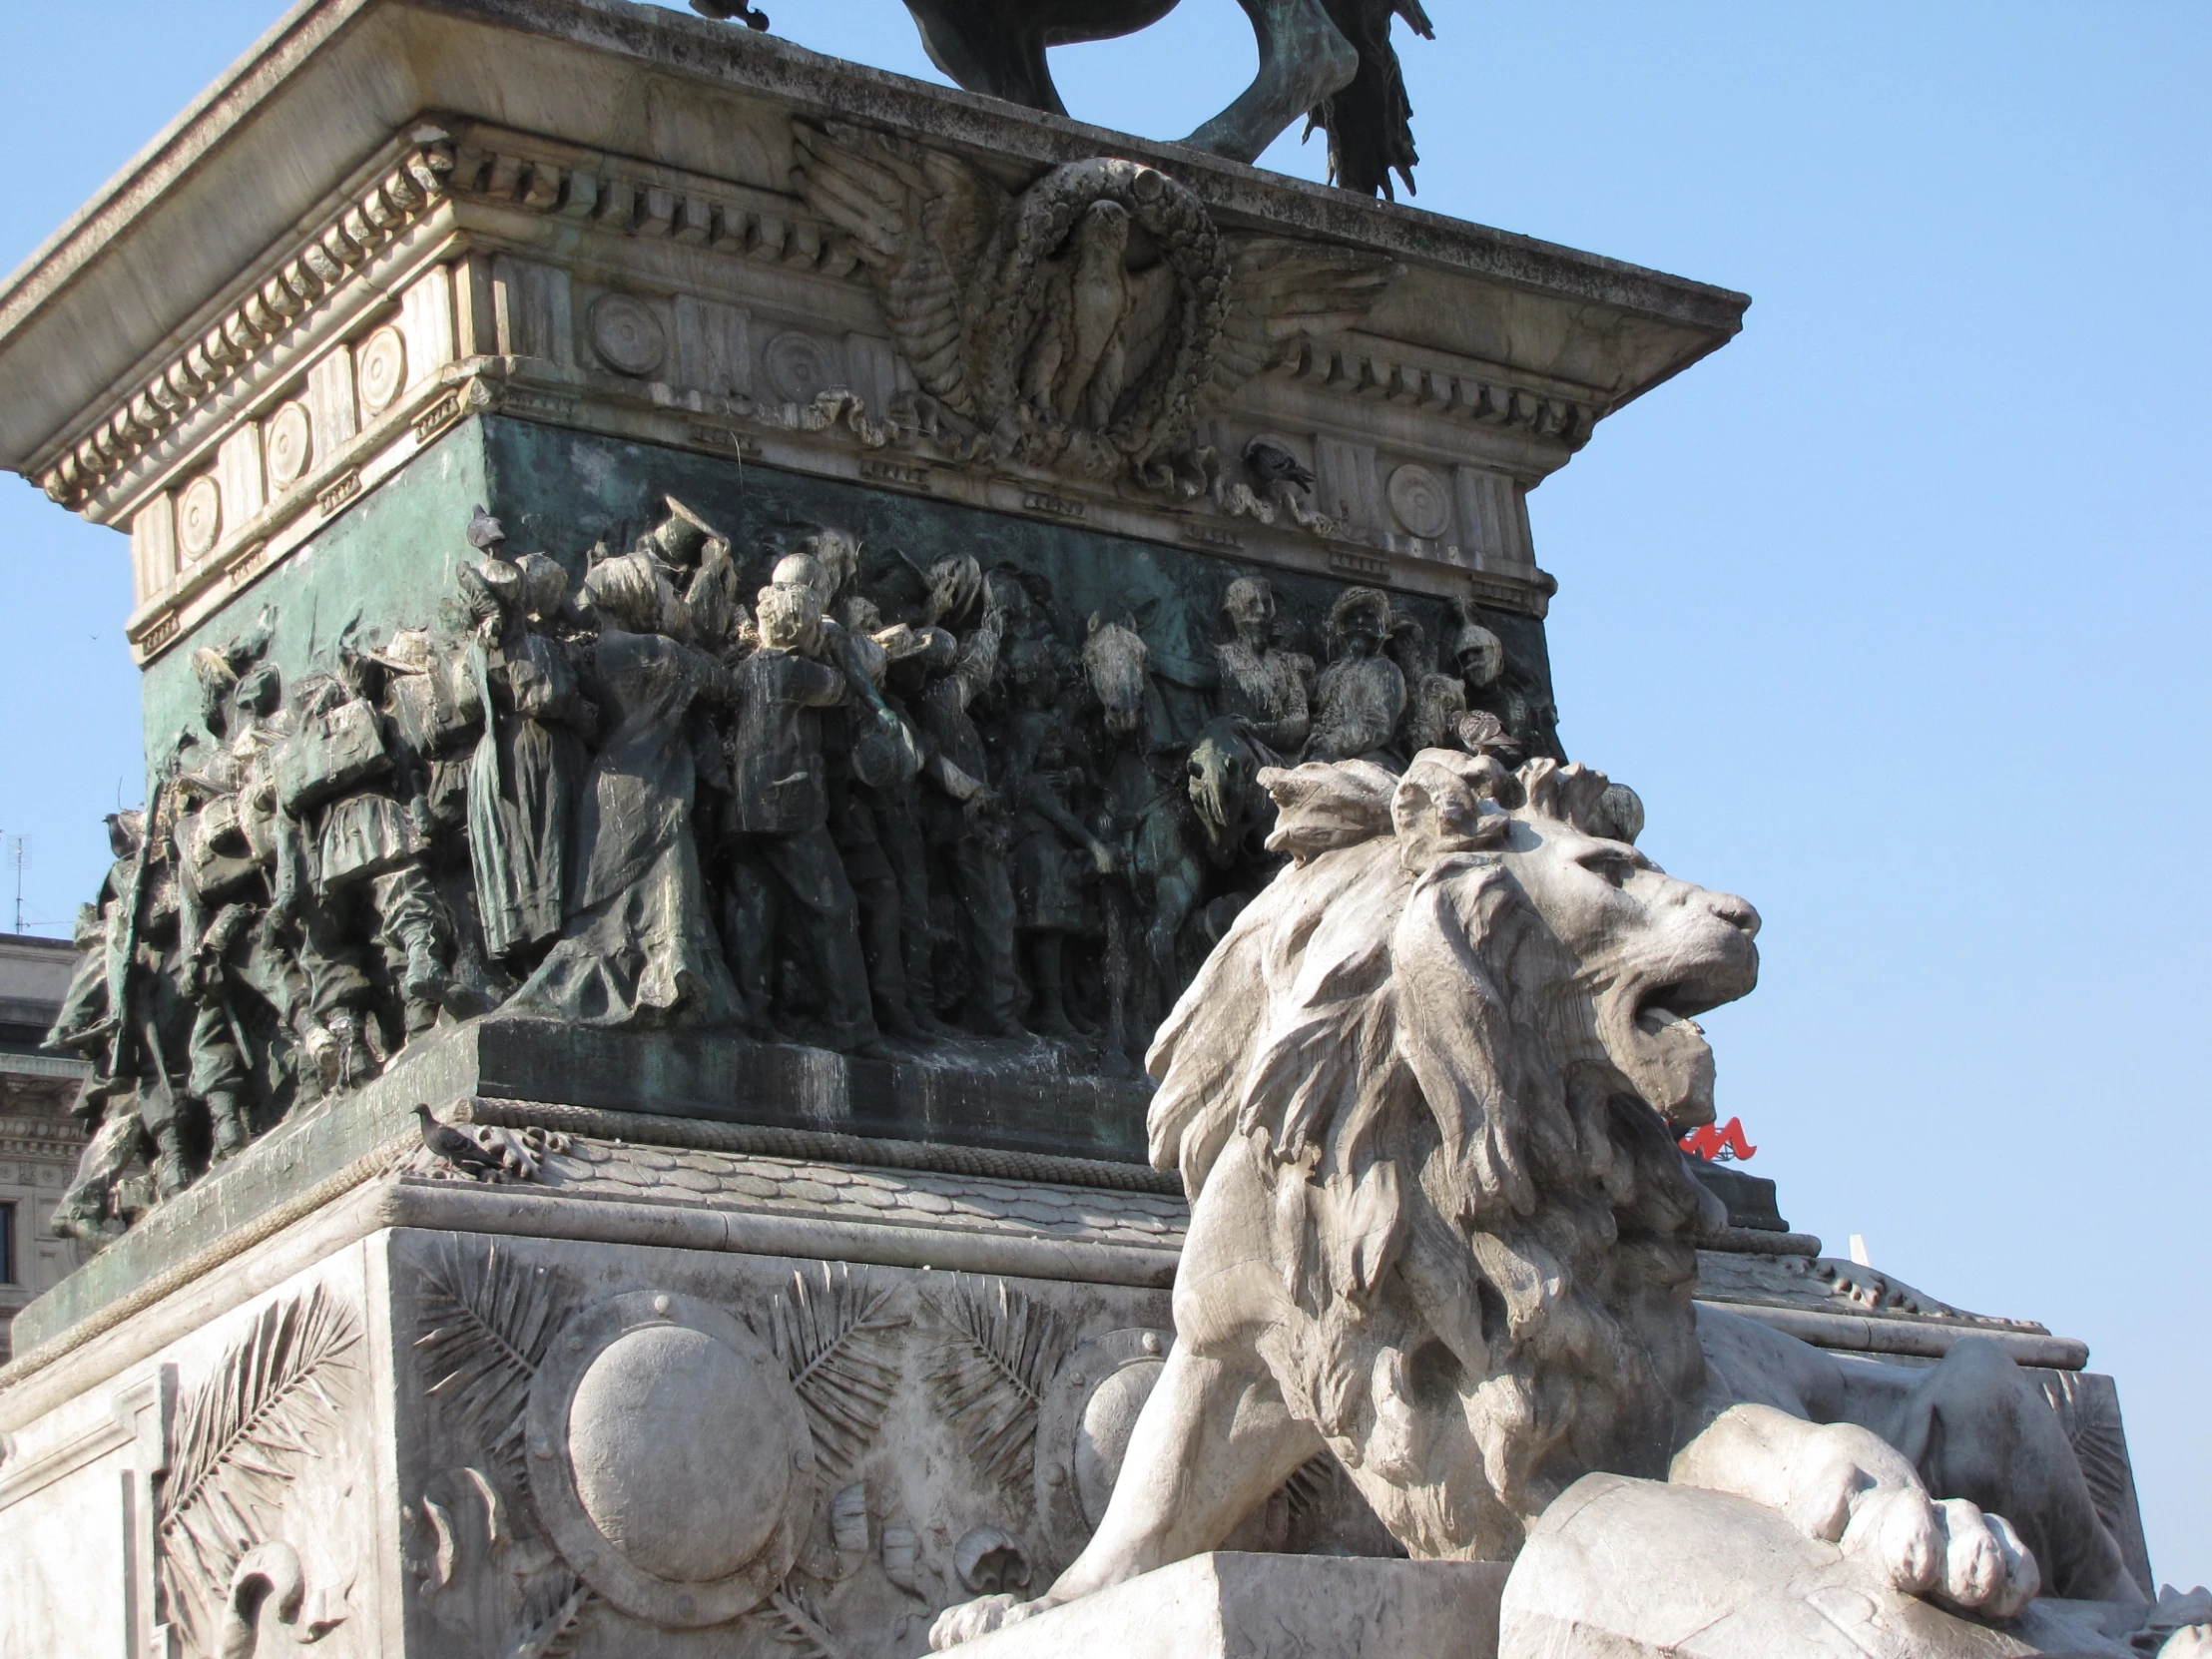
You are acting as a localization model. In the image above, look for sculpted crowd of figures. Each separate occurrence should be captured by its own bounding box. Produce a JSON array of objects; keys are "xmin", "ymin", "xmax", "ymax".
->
[{"xmin": 41, "ymin": 495, "xmax": 1566, "ymax": 1240}]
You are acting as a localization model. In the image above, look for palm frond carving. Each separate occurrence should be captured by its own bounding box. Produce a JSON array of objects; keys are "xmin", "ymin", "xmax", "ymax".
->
[
  {"xmin": 1280, "ymin": 1451, "xmax": 1340, "ymax": 1531},
  {"xmin": 507, "ymin": 1566, "xmax": 593, "ymax": 1659},
  {"xmin": 761, "ymin": 1584, "xmax": 851, "ymax": 1659},
  {"xmin": 415, "ymin": 1240, "xmax": 558, "ymax": 1487},
  {"xmin": 765, "ymin": 1263, "xmax": 908, "ymax": 1478},
  {"xmin": 157, "ymin": 1285, "xmax": 362, "ymax": 1651},
  {"xmin": 923, "ymin": 1276, "xmax": 1062, "ymax": 1492},
  {"xmin": 2039, "ymin": 1372, "xmax": 2137, "ymax": 1541}
]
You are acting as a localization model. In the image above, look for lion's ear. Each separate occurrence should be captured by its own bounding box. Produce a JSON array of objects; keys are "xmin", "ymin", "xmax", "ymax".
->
[
  {"xmin": 1393, "ymin": 754, "xmax": 1510, "ymax": 873},
  {"xmin": 1519, "ymin": 759, "xmax": 1613, "ymax": 831},
  {"xmin": 1262, "ymin": 760, "xmax": 1398, "ymax": 863}
]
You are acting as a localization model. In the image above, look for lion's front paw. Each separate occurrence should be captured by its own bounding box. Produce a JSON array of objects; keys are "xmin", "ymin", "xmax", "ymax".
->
[
  {"xmin": 1843, "ymin": 1487, "xmax": 2040, "ymax": 1620},
  {"xmin": 928, "ymin": 1593, "xmax": 1049, "ymax": 1650}
]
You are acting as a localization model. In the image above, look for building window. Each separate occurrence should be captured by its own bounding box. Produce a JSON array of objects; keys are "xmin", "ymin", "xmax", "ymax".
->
[{"xmin": 0, "ymin": 1201, "xmax": 14, "ymax": 1286}]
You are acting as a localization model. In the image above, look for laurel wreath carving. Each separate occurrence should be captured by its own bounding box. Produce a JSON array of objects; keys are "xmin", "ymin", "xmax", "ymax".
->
[
  {"xmin": 923, "ymin": 1276, "xmax": 1064, "ymax": 1494},
  {"xmin": 967, "ymin": 157, "xmax": 1227, "ymax": 468},
  {"xmin": 156, "ymin": 1285, "xmax": 362, "ymax": 1652}
]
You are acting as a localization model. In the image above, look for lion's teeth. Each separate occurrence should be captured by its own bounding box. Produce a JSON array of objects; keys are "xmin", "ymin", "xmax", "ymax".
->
[{"xmin": 1636, "ymin": 1004, "xmax": 1703, "ymax": 1037}]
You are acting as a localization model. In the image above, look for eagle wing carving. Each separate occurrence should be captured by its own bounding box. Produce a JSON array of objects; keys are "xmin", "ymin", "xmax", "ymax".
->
[
  {"xmin": 1198, "ymin": 237, "xmax": 1400, "ymax": 421},
  {"xmin": 794, "ymin": 122, "xmax": 1008, "ymax": 417},
  {"xmin": 1112, "ymin": 260, "xmax": 1187, "ymax": 406},
  {"xmin": 795, "ymin": 126, "xmax": 1399, "ymax": 478}
]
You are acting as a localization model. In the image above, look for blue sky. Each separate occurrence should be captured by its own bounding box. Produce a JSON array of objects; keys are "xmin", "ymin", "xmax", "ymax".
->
[{"xmin": 1, "ymin": 0, "xmax": 2205, "ymax": 1579}]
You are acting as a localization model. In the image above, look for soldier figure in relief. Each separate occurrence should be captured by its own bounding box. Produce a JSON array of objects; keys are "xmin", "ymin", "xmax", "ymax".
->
[
  {"xmin": 856, "ymin": 599, "xmax": 963, "ymax": 1041},
  {"xmin": 455, "ymin": 515, "xmax": 598, "ymax": 974},
  {"xmin": 1212, "ymin": 576, "xmax": 1313, "ymax": 761},
  {"xmin": 171, "ymin": 654, "xmax": 320, "ymax": 1168},
  {"xmin": 721, "ymin": 575, "xmax": 886, "ymax": 1054},
  {"xmin": 1389, "ymin": 613, "xmax": 1468, "ymax": 758},
  {"xmin": 271, "ymin": 649, "xmax": 456, "ymax": 1079},
  {"xmin": 912, "ymin": 556, "xmax": 1024, "ymax": 1038},
  {"xmin": 46, "ymin": 814, "xmax": 174, "ymax": 1231},
  {"xmin": 1302, "ymin": 586, "xmax": 1405, "ymax": 765},
  {"xmin": 1455, "ymin": 605, "xmax": 1563, "ymax": 765},
  {"xmin": 511, "ymin": 551, "xmax": 741, "ymax": 1028},
  {"xmin": 1003, "ymin": 640, "xmax": 1119, "ymax": 1038}
]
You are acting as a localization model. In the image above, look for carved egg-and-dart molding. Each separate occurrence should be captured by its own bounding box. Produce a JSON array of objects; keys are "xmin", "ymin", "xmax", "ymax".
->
[{"xmin": 525, "ymin": 1290, "xmax": 814, "ymax": 1627}]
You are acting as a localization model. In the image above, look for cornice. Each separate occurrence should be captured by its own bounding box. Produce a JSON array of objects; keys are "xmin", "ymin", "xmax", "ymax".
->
[
  {"xmin": 39, "ymin": 135, "xmax": 456, "ymax": 510},
  {"xmin": 81, "ymin": 115, "xmax": 1573, "ymax": 662},
  {"xmin": 0, "ymin": 1114, "xmax": 87, "ymax": 1156},
  {"xmin": 0, "ymin": 0, "xmax": 1745, "ymax": 482}
]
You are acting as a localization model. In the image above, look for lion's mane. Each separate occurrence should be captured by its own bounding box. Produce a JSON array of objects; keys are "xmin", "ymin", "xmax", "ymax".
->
[{"xmin": 1146, "ymin": 752, "xmax": 1716, "ymax": 1560}]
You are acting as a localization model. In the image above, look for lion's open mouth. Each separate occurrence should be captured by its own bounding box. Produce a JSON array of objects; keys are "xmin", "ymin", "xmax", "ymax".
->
[
  {"xmin": 1633, "ymin": 970, "xmax": 1744, "ymax": 1027},
  {"xmin": 1613, "ymin": 958, "xmax": 1754, "ymax": 1129}
]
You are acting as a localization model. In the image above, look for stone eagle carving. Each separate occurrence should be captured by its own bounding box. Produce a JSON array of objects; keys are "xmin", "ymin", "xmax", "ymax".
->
[
  {"xmin": 931, "ymin": 749, "xmax": 2141, "ymax": 1655},
  {"xmin": 793, "ymin": 122, "xmax": 1396, "ymax": 490}
]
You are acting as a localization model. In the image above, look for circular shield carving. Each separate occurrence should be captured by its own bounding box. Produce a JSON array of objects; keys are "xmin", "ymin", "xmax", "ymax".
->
[
  {"xmin": 590, "ymin": 293, "xmax": 667, "ymax": 378},
  {"xmin": 355, "ymin": 325, "xmax": 407, "ymax": 414},
  {"xmin": 177, "ymin": 475, "xmax": 223, "ymax": 561},
  {"xmin": 1033, "ymin": 1327, "xmax": 1169, "ymax": 1556},
  {"xmin": 763, "ymin": 331, "xmax": 839, "ymax": 403},
  {"xmin": 265, "ymin": 402, "xmax": 312, "ymax": 492},
  {"xmin": 1386, "ymin": 463, "xmax": 1451, "ymax": 540},
  {"xmin": 527, "ymin": 1291, "xmax": 812, "ymax": 1626}
]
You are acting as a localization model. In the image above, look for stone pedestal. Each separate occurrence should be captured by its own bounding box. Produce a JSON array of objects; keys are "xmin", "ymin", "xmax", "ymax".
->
[
  {"xmin": 0, "ymin": 3, "xmax": 2161, "ymax": 1656},
  {"xmin": 6, "ymin": 1016, "xmax": 1162, "ymax": 1359},
  {"xmin": 0, "ymin": 1110, "xmax": 1205, "ymax": 1658}
]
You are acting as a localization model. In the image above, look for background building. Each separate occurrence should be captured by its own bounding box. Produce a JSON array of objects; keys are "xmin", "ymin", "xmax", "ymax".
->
[{"xmin": 0, "ymin": 933, "xmax": 90, "ymax": 1363}]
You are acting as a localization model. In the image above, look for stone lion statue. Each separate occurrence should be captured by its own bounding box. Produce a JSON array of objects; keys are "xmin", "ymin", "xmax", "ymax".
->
[{"xmin": 933, "ymin": 750, "xmax": 2140, "ymax": 1653}]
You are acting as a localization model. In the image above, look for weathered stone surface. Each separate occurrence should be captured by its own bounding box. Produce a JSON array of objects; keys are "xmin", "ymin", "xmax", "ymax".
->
[
  {"xmin": 4, "ymin": 1040, "xmax": 1180, "ymax": 1358},
  {"xmin": 941, "ymin": 1552, "xmax": 1510, "ymax": 1659},
  {"xmin": 1689, "ymin": 1158, "xmax": 1789, "ymax": 1232},
  {"xmin": 1498, "ymin": 1473, "xmax": 2133, "ymax": 1659},
  {"xmin": 0, "ymin": 1199, "xmax": 1397, "ymax": 1659},
  {"xmin": 0, "ymin": 5, "xmax": 2170, "ymax": 1654},
  {"xmin": 1690, "ymin": 1247, "xmax": 2090, "ymax": 1370},
  {"xmin": 927, "ymin": 753, "xmax": 2144, "ymax": 1651}
]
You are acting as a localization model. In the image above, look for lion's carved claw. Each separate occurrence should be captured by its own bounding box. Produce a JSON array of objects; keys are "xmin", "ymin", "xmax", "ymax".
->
[
  {"xmin": 1841, "ymin": 1487, "xmax": 2040, "ymax": 1621},
  {"xmin": 928, "ymin": 1593, "xmax": 1050, "ymax": 1651},
  {"xmin": 1679, "ymin": 1407, "xmax": 2044, "ymax": 1623}
]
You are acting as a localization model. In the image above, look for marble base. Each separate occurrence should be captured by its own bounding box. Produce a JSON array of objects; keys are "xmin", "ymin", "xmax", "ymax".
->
[
  {"xmin": 0, "ymin": 1116, "xmax": 1394, "ymax": 1659},
  {"xmin": 944, "ymin": 1552, "xmax": 1510, "ymax": 1659},
  {"xmin": 1501, "ymin": 1474, "xmax": 2147, "ymax": 1659},
  {"xmin": 8, "ymin": 1014, "xmax": 1157, "ymax": 1359}
]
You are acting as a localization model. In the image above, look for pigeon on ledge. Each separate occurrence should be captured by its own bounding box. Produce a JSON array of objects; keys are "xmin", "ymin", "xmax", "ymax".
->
[
  {"xmin": 413, "ymin": 1104, "xmax": 506, "ymax": 1180},
  {"xmin": 1244, "ymin": 437, "xmax": 1317, "ymax": 493}
]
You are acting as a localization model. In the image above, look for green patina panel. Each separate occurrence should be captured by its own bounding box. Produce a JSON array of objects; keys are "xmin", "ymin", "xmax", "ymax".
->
[
  {"xmin": 138, "ymin": 420, "xmax": 494, "ymax": 762},
  {"xmin": 137, "ymin": 414, "xmax": 1556, "ymax": 758},
  {"xmin": 476, "ymin": 416, "xmax": 1557, "ymax": 719}
]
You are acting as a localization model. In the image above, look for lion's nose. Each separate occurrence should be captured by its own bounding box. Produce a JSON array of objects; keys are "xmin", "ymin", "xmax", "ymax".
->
[{"xmin": 1711, "ymin": 894, "xmax": 1760, "ymax": 936}]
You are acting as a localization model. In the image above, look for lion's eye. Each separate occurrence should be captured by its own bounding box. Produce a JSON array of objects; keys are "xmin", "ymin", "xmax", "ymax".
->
[{"xmin": 1580, "ymin": 850, "xmax": 1642, "ymax": 888}]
